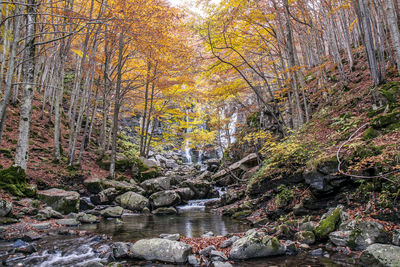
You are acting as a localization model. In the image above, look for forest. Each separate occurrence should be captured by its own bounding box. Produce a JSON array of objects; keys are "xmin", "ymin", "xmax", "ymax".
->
[{"xmin": 0, "ymin": 0, "xmax": 399, "ymax": 266}]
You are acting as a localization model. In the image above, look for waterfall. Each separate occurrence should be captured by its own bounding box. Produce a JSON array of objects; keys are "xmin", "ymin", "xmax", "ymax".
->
[
  {"xmin": 184, "ymin": 110, "xmax": 192, "ymax": 164},
  {"xmin": 219, "ymin": 107, "xmax": 238, "ymax": 150}
]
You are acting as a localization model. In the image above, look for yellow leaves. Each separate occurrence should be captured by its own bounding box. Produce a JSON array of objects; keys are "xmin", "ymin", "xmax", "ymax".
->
[{"xmin": 183, "ymin": 129, "xmax": 217, "ymax": 150}]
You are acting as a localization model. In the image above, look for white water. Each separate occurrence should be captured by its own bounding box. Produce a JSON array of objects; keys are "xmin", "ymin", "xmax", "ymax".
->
[
  {"xmin": 184, "ymin": 110, "xmax": 192, "ymax": 164},
  {"xmin": 176, "ymin": 186, "xmax": 226, "ymax": 212}
]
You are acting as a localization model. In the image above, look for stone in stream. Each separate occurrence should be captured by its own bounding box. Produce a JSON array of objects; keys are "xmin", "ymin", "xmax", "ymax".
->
[
  {"xmin": 210, "ymin": 261, "xmax": 233, "ymax": 267},
  {"xmin": 210, "ymin": 250, "xmax": 228, "ymax": 261},
  {"xmin": 140, "ymin": 177, "xmax": 171, "ymax": 195},
  {"xmin": 84, "ymin": 177, "xmax": 104, "ymax": 194},
  {"xmin": 129, "ymin": 238, "xmax": 192, "ymax": 263},
  {"xmin": 77, "ymin": 212, "xmax": 99, "ymax": 223},
  {"xmin": 229, "ymin": 231, "xmax": 286, "ymax": 260},
  {"xmin": 202, "ymin": 231, "xmax": 214, "ymax": 238},
  {"xmin": 360, "ymin": 244, "xmax": 400, "ymax": 267},
  {"xmin": 150, "ymin": 190, "xmax": 181, "ymax": 208},
  {"xmin": 152, "ymin": 207, "xmax": 177, "ymax": 215},
  {"xmin": 116, "ymin": 191, "xmax": 149, "ymax": 211},
  {"xmin": 180, "ymin": 180, "xmax": 212, "ymax": 199},
  {"xmin": 188, "ymin": 254, "xmax": 201, "ymax": 266},
  {"xmin": 101, "ymin": 206, "xmax": 123, "ymax": 218},
  {"xmin": 0, "ymin": 199, "xmax": 12, "ymax": 217},
  {"xmin": 34, "ymin": 207, "xmax": 63, "ymax": 221},
  {"xmin": 31, "ymin": 223, "xmax": 51, "ymax": 230},
  {"xmin": 80, "ymin": 198, "xmax": 95, "ymax": 211},
  {"xmin": 37, "ymin": 188, "xmax": 80, "ymax": 214},
  {"xmin": 21, "ymin": 231, "xmax": 42, "ymax": 242},
  {"xmin": 56, "ymin": 219, "xmax": 80, "ymax": 227}
]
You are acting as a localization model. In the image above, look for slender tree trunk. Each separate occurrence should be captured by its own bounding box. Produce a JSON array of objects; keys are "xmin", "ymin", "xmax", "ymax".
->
[{"xmin": 386, "ymin": 0, "xmax": 400, "ymax": 75}]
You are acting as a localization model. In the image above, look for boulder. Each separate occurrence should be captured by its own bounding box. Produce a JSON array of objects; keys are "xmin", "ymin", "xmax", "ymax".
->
[
  {"xmin": 56, "ymin": 219, "xmax": 80, "ymax": 227},
  {"xmin": 140, "ymin": 177, "xmax": 170, "ymax": 195},
  {"xmin": 220, "ymin": 189, "xmax": 245, "ymax": 206},
  {"xmin": 0, "ymin": 199, "xmax": 12, "ymax": 217},
  {"xmin": 300, "ymin": 221, "xmax": 317, "ymax": 232},
  {"xmin": 313, "ymin": 205, "xmax": 343, "ymax": 240},
  {"xmin": 90, "ymin": 188, "xmax": 119, "ymax": 205},
  {"xmin": 360, "ymin": 244, "xmax": 400, "ymax": 267},
  {"xmin": 37, "ymin": 188, "xmax": 80, "ymax": 214},
  {"xmin": 174, "ymin": 188, "xmax": 195, "ymax": 201},
  {"xmin": 101, "ymin": 206, "xmax": 123, "ymax": 218},
  {"xmin": 102, "ymin": 180, "xmax": 144, "ymax": 195},
  {"xmin": 392, "ymin": 229, "xmax": 400, "ymax": 246},
  {"xmin": 180, "ymin": 180, "xmax": 211, "ymax": 199},
  {"xmin": 211, "ymin": 262, "xmax": 232, "ymax": 267},
  {"xmin": 77, "ymin": 213, "xmax": 99, "ymax": 223},
  {"xmin": 116, "ymin": 192, "xmax": 149, "ymax": 211},
  {"xmin": 80, "ymin": 198, "xmax": 95, "ymax": 211},
  {"xmin": 140, "ymin": 157, "xmax": 160, "ymax": 168},
  {"xmin": 129, "ymin": 238, "xmax": 192, "ymax": 263},
  {"xmin": 84, "ymin": 177, "xmax": 104, "ymax": 194},
  {"xmin": 152, "ymin": 207, "xmax": 177, "ymax": 215},
  {"xmin": 329, "ymin": 220, "xmax": 389, "ymax": 249},
  {"xmin": 200, "ymin": 245, "xmax": 216, "ymax": 257},
  {"xmin": 210, "ymin": 250, "xmax": 228, "ymax": 261},
  {"xmin": 294, "ymin": 231, "xmax": 315, "ymax": 245},
  {"xmin": 150, "ymin": 190, "xmax": 181, "ymax": 208},
  {"xmin": 34, "ymin": 207, "xmax": 63, "ymax": 220},
  {"xmin": 229, "ymin": 231, "xmax": 286, "ymax": 260}
]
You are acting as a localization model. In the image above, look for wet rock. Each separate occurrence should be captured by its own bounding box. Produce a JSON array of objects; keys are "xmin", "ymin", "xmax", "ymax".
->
[
  {"xmin": 160, "ymin": 233, "xmax": 180, "ymax": 241},
  {"xmin": 174, "ymin": 188, "xmax": 195, "ymax": 201},
  {"xmin": 0, "ymin": 199, "xmax": 13, "ymax": 217},
  {"xmin": 299, "ymin": 243, "xmax": 310, "ymax": 250},
  {"xmin": 200, "ymin": 245, "xmax": 216, "ymax": 257},
  {"xmin": 152, "ymin": 207, "xmax": 177, "ymax": 215},
  {"xmin": 313, "ymin": 205, "xmax": 343, "ymax": 240},
  {"xmin": 77, "ymin": 213, "xmax": 99, "ymax": 223},
  {"xmin": 101, "ymin": 206, "xmax": 123, "ymax": 218},
  {"xmin": 329, "ymin": 220, "xmax": 389, "ymax": 250},
  {"xmin": 34, "ymin": 206, "xmax": 63, "ymax": 221},
  {"xmin": 140, "ymin": 177, "xmax": 171, "ymax": 195},
  {"xmin": 56, "ymin": 218, "xmax": 80, "ymax": 227},
  {"xmin": 90, "ymin": 188, "xmax": 119, "ymax": 205},
  {"xmin": 360, "ymin": 244, "xmax": 400, "ymax": 267},
  {"xmin": 13, "ymin": 239, "xmax": 26, "ymax": 248},
  {"xmin": 37, "ymin": 188, "xmax": 80, "ymax": 214},
  {"xmin": 220, "ymin": 236, "xmax": 240, "ymax": 248},
  {"xmin": 15, "ymin": 243, "xmax": 37, "ymax": 254},
  {"xmin": 0, "ymin": 217, "xmax": 18, "ymax": 224},
  {"xmin": 210, "ymin": 250, "xmax": 228, "ymax": 261},
  {"xmin": 229, "ymin": 231, "xmax": 286, "ymax": 260},
  {"xmin": 82, "ymin": 260, "xmax": 104, "ymax": 267},
  {"xmin": 294, "ymin": 231, "xmax": 315, "ymax": 245},
  {"xmin": 31, "ymin": 223, "xmax": 51, "ymax": 230},
  {"xmin": 21, "ymin": 231, "xmax": 42, "ymax": 242},
  {"xmin": 113, "ymin": 242, "xmax": 131, "ymax": 259},
  {"xmin": 181, "ymin": 180, "xmax": 211, "ymax": 199},
  {"xmin": 116, "ymin": 191, "xmax": 149, "ymax": 211},
  {"xmin": 150, "ymin": 190, "xmax": 181, "ymax": 208},
  {"xmin": 392, "ymin": 229, "xmax": 400, "ymax": 246},
  {"xmin": 129, "ymin": 238, "xmax": 192, "ymax": 263},
  {"xmin": 285, "ymin": 240, "xmax": 297, "ymax": 255}
]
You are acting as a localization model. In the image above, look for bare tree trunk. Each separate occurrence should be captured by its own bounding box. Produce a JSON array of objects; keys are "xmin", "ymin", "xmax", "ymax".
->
[{"xmin": 386, "ymin": 0, "xmax": 400, "ymax": 75}]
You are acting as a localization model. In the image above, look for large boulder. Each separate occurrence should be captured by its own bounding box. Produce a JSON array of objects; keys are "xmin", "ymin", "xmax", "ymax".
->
[
  {"xmin": 0, "ymin": 199, "xmax": 12, "ymax": 217},
  {"xmin": 83, "ymin": 177, "xmax": 104, "ymax": 194},
  {"xmin": 174, "ymin": 188, "xmax": 195, "ymax": 201},
  {"xmin": 117, "ymin": 192, "xmax": 149, "ymax": 211},
  {"xmin": 140, "ymin": 177, "xmax": 170, "ymax": 195},
  {"xmin": 37, "ymin": 188, "xmax": 79, "ymax": 214},
  {"xmin": 360, "ymin": 244, "xmax": 400, "ymax": 267},
  {"xmin": 180, "ymin": 180, "xmax": 211, "ymax": 199},
  {"xmin": 140, "ymin": 157, "xmax": 159, "ymax": 168},
  {"xmin": 212, "ymin": 153, "xmax": 258, "ymax": 186},
  {"xmin": 90, "ymin": 188, "xmax": 119, "ymax": 205},
  {"xmin": 313, "ymin": 205, "xmax": 343, "ymax": 240},
  {"xmin": 130, "ymin": 238, "xmax": 192, "ymax": 263},
  {"xmin": 229, "ymin": 231, "xmax": 286, "ymax": 260},
  {"xmin": 84, "ymin": 177, "xmax": 144, "ymax": 195},
  {"xmin": 101, "ymin": 206, "xmax": 123, "ymax": 218},
  {"xmin": 150, "ymin": 190, "xmax": 181, "ymax": 208},
  {"xmin": 329, "ymin": 220, "xmax": 389, "ymax": 249}
]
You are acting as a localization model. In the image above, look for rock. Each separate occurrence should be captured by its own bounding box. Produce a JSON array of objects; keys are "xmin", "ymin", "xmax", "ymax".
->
[
  {"xmin": 329, "ymin": 220, "xmax": 389, "ymax": 249},
  {"xmin": 311, "ymin": 248, "xmax": 323, "ymax": 256},
  {"xmin": 293, "ymin": 204, "xmax": 308, "ymax": 216},
  {"xmin": 174, "ymin": 188, "xmax": 195, "ymax": 201},
  {"xmin": 360, "ymin": 244, "xmax": 400, "ymax": 267},
  {"xmin": 84, "ymin": 177, "xmax": 104, "ymax": 194},
  {"xmin": 117, "ymin": 192, "xmax": 149, "ymax": 211},
  {"xmin": 220, "ymin": 236, "xmax": 240, "ymax": 248},
  {"xmin": 129, "ymin": 238, "xmax": 192, "ymax": 263},
  {"xmin": 90, "ymin": 188, "xmax": 119, "ymax": 205},
  {"xmin": 210, "ymin": 250, "xmax": 228, "ymax": 261},
  {"xmin": 31, "ymin": 223, "xmax": 50, "ymax": 230},
  {"xmin": 37, "ymin": 188, "xmax": 80, "ymax": 214},
  {"xmin": 101, "ymin": 206, "xmax": 123, "ymax": 218},
  {"xmin": 285, "ymin": 240, "xmax": 297, "ymax": 255},
  {"xmin": 313, "ymin": 205, "xmax": 343, "ymax": 240},
  {"xmin": 211, "ymin": 262, "xmax": 233, "ymax": 267},
  {"xmin": 0, "ymin": 217, "xmax": 18, "ymax": 224},
  {"xmin": 81, "ymin": 260, "xmax": 104, "ymax": 267},
  {"xmin": 200, "ymin": 245, "xmax": 216, "ymax": 257},
  {"xmin": 15, "ymin": 243, "xmax": 37, "ymax": 254},
  {"xmin": 220, "ymin": 189, "xmax": 245, "ymax": 206},
  {"xmin": 140, "ymin": 157, "xmax": 160, "ymax": 168},
  {"xmin": 0, "ymin": 199, "xmax": 12, "ymax": 217},
  {"xmin": 77, "ymin": 213, "xmax": 99, "ymax": 223},
  {"xmin": 152, "ymin": 207, "xmax": 177, "ymax": 215},
  {"xmin": 181, "ymin": 180, "xmax": 211, "ymax": 199},
  {"xmin": 140, "ymin": 177, "xmax": 170, "ymax": 195},
  {"xmin": 299, "ymin": 243, "xmax": 310, "ymax": 250},
  {"xmin": 198, "ymin": 171, "xmax": 211, "ymax": 181},
  {"xmin": 188, "ymin": 254, "xmax": 200, "ymax": 266},
  {"xmin": 56, "ymin": 219, "xmax": 80, "ymax": 227},
  {"xmin": 80, "ymin": 198, "xmax": 95, "ymax": 211},
  {"xmin": 102, "ymin": 180, "xmax": 145, "ymax": 195},
  {"xmin": 150, "ymin": 190, "xmax": 181, "ymax": 208},
  {"xmin": 160, "ymin": 233, "xmax": 180, "ymax": 241},
  {"xmin": 392, "ymin": 229, "xmax": 400, "ymax": 246},
  {"xmin": 300, "ymin": 221, "xmax": 317, "ymax": 232},
  {"xmin": 202, "ymin": 231, "xmax": 214, "ymax": 238},
  {"xmin": 294, "ymin": 231, "xmax": 315, "ymax": 245},
  {"xmin": 229, "ymin": 231, "xmax": 286, "ymax": 260},
  {"xmin": 34, "ymin": 206, "xmax": 63, "ymax": 221},
  {"xmin": 21, "ymin": 231, "xmax": 42, "ymax": 242},
  {"xmin": 113, "ymin": 242, "xmax": 131, "ymax": 259},
  {"xmin": 211, "ymin": 153, "xmax": 258, "ymax": 186}
]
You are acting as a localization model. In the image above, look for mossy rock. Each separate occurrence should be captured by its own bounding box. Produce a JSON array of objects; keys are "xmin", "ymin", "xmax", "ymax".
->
[
  {"xmin": 313, "ymin": 205, "xmax": 342, "ymax": 240},
  {"xmin": 0, "ymin": 166, "xmax": 36, "ymax": 197},
  {"xmin": 232, "ymin": 210, "xmax": 252, "ymax": 219},
  {"xmin": 139, "ymin": 168, "xmax": 159, "ymax": 182},
  {"xmin": 371, "ymin": 109, "xmax": 400, "ymax": 130},
  {"xmin": 362, "ymin": 127, "xmax": 380, "ymax": 141},
  {"xmin": 380, "ymin": 81, "xmax": 400, "ymax": 103}
]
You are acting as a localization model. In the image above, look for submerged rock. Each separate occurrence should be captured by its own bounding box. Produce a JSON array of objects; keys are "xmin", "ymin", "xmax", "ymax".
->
[
  {"xmin": 360, "ymin": 244, "xmax": 400, "ymax": 267},
  {"xmin": 129, "ymin": 238, "xmax": 192, "ymax": 263},
  {"xmin": 117, "ymin": 191, "xmax": 149, "ymax": 211},
  {"xmin": 37, "ymin": 188, "xmax": 80, "ymax": 214},
  {"xmin": 229, "ymin": 231, "xmax": 286, "ymax": 260}
]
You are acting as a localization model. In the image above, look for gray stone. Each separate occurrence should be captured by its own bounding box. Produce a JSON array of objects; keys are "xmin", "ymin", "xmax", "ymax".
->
[
  {"xmin": 34, "ymin": 207, "xmax": 63, "ymax": 221},
  {"xmin": 80, "ymin": 198, "xmax": 95, "ymax": 211},
  {"xmin": 229, "ymin": 232, "xmax": 286, "ymax": 260},
  {"xmin": 83, "ymin": 177, "xmax": 103, "ymax": 194},
  {"xmin": 210, "ymin": 250, "xmax": 228, "ymax": 261},
  {"xmin": 140, "ymin": 177, "xmax": 170, "ymax": 194},
  {"xmin": 202, "ymin": 231, "xmax": 214, "ymax": 238},
  {"xmin": 311, "ymin": 248, "xmax": 323, "ymax": 256},
  {"xmin": 188, "ymin": 254, "xmax": 200, "ymax": 266},
  {"xmin": 117, "ymin": 192, "xmax": 149, "ymax": 211},
  {"xmin": 152, "ymin": 207, "xmax": 177, "ymax": 215},
  {"xmin": 77, "ymin": 213, "xmax": 99, "ymax": 223},
  {"xmin": 101, "ymin": 206, "xmax": 123, "ymax": 218},
  {"xmin": 200, "ymin": 245, "xmax": 216, "ymax": 257},
  {"xmin": 174, "ymin": 188, "xmax": 195, "ymax": 201},
  {"xmin": 300, "ymin": 221, "xmax": 317, "ymax": 232},
  {"xmin": 150, "ymin": 190, "xmax": 181, "ymax": 208},
  {"xmin": 294, "ymin": 231, "xmax": 315, "ymax": 245},
  {"xmin": 392, "ymin": 229, "xmax": 400, "ymax": 246},
  {"xmin": 211, "ymin": 261, "xmax": 233, "ymax": 267},
  {"xmin": 21, "ymin": 231, "xmax": 42, "ymax": 242},
  {"xmin": 220, "ymin": 236, "xmax": 240, "ymax": 248},
  {"xmin": 37, "ymin": 189, "xmax": 80, "ymax": 214},
  {"xmin": 113, "ymin": 242, "xmax": 131, "ymax": 259},
  {"xmin": 90, "ymin": 188, "xmax": 119, "ymax": 205},
  {"xmin": 0, "ymin": 199, "xmax": 12, "ymax": 217},
  {"xmin": 314, "ymin": 205, "xmax": 343, "ymax": 240},
  {"xmin": 360, "ymin": 244, "xmax": 400, "ymax": 267},
  {"xmin": 31, "ymin": 223, "xmax": 51, "ymax": 230},
  {"xmin": 129, "ymin": 238, "xmax": 192, "ymax": 263},
  {"xmin": 56, "ymin": 219, "xmax": 80, "ymax": 227},
  {"xmin": 180, "ymin": 180, "xmax": 211, "ymax": 199},
  {"xmin": 159, "ymin": 233, "xmax": 180, "ymax": 241}
]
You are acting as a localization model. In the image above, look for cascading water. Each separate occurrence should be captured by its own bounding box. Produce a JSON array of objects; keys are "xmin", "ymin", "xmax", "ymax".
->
[
  {"xmin": 184, "ymin": 110, "xmax": 192, "ymax": 164},
  {"xmin": 217, "ymin": 107, "xmax": 239, "ymax": 158}
]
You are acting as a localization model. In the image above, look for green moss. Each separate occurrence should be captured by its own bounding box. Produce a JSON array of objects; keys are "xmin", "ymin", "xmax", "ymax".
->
[
  {"xmin": 313, "ymin": 206, "xmax": 342, "ymax": 240},
  {"xmin": 371, "ymin": 109, "xmax": 400, "ymax": 130},
  {"xmin": 352, "ymin": 144, "xmax": 383, "ymax": 160},
  {"xmin": 274, "ymin": 185, "xmax": 294, "ymax": 207},
  {"xmin": 0, "ymin": 149, "xmax": 12, "ymax": 159},
  {"xmin": 380, "ymin": 81, "xmax": 400, "ymax": 103},
  {"xmin": 362, "ymin": 128, "xmax": 380, "ymax": 141},
  {"xmin": 0, "ymin": 166, "xmax": 36, "ymax": 197},
  {"xmin": 270, "ymin": 237, "xmax": 281, "ymax": 251},
  {"xmin": 232, "ymin": 209, "xmax": 252, "ymax": 219}
]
